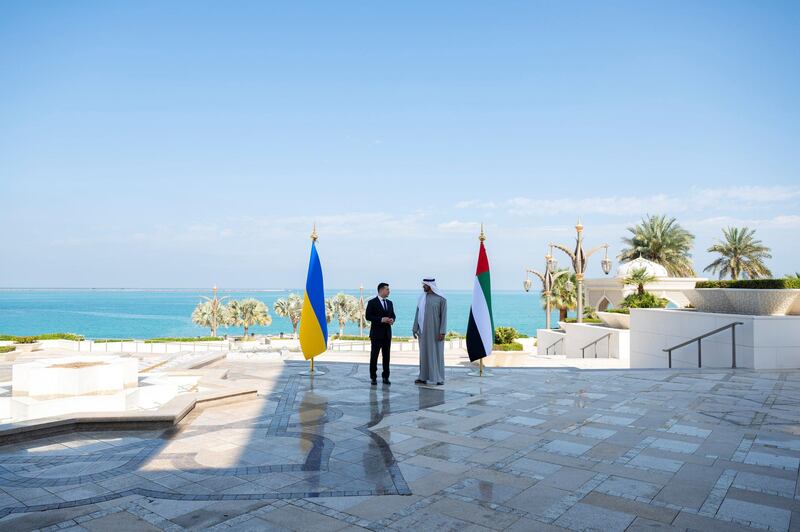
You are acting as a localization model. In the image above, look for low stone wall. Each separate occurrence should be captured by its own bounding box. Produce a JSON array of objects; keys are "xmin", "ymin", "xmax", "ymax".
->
[
  {"xmin": 536, "ymin": 329, "xmax": 566, "ymax": 356},
  {"xmin": 630, "ymin": 308, "xmax": 800, "ymax": 369},
  {"xmin": 560, "ymin": 322, "xmax": 629, "ymax": 362},
  {"xmin": 536, "ymin": 324, "xmax": 629, "ymax": 362}
]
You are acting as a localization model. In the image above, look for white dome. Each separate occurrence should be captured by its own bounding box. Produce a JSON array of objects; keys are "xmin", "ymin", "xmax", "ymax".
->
[{"xmin": 616, "ymin": 257, "xmax": 669, "ymax": 279}]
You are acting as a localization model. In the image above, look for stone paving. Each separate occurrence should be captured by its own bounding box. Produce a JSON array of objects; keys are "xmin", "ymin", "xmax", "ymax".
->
[{"xmin": 1, "ymin": 360, "xmax": 799, "ymax": 531}]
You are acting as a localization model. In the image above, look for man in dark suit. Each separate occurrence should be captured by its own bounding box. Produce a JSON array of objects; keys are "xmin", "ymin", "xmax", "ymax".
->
[{"xmin": 365, "ymin": 282, "xmax": 395, "ymax": 386}]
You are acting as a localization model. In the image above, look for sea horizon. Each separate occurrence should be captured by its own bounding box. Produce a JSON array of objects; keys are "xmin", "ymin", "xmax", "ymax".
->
[{"xmin": 0, "ymin": 288, "xmax": 558, "ymax": 340}]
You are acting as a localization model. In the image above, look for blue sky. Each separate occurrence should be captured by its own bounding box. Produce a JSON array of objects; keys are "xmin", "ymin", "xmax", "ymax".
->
[{"xmin": 1, "ymin": 1, "xmax": 799, "ymax": 290}]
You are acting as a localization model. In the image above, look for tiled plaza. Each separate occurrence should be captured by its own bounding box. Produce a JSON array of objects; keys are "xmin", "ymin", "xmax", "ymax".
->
[{"xmin": 1, "ymin": 359, "xmax": 800, "ymax": 531}]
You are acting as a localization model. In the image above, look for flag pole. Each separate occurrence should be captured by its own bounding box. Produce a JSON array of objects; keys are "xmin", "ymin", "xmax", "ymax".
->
[
  {"xmin": 299, "ymin": 223, "xmax": 326, "ymax": 376},
  {"xmin": 469, "ymin": 224, "xmax": 493, "ymax": 377}
]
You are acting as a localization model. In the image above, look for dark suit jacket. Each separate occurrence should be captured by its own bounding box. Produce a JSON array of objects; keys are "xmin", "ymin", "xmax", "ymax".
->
[{"xmin": 365, "ymin": 297, "xmax": 395, "ymax": 340}]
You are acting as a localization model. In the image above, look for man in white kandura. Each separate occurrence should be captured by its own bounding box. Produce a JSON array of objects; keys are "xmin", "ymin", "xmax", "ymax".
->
[{"xmin": 412, "ymin": 278, "xmax": 448, "ymax": 385}]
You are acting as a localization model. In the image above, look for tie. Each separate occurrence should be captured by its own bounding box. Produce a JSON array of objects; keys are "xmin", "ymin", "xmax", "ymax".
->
[{"xmin": 381, "ymin": 299, "xmax": 387, "ymax": 312}]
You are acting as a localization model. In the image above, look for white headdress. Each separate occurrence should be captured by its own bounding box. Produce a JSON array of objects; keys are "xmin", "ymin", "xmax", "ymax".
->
[{"xmin": 417, "ymin": 278, "xmax": 445, "ymax": 333}]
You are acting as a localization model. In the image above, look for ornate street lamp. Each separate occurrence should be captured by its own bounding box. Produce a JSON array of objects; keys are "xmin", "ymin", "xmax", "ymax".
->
[
  {"xmin": 202, "ymin": 285, "xmax": 230, "ymax": 338},
  {"xmin": 358, "ymin": 283, "xmax": 365, "ymax": 338},
  {"xmin": 550, "ymin": 220, "xmax": 612, "ymax": 323},
  {"xmin": 525, "ymin": 253, "xmax": 571, "ymax": 330}
]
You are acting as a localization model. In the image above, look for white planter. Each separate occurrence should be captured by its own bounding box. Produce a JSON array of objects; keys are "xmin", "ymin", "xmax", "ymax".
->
[
  {"xmin": 597, "ymin": 311, "xmax": 630, "ymax": 329},
  {"xmin": 682, "ymin": 289, "xmax": 735, "ymax": 313},
  {"xmin": 12, "ymin": 356, "xmax": 138, "ymax": 398},
  {"xmin": 790, "ymin": 295, "xmax": 800, "ymax": 316},
  {"xmin": 723, "ymin": 289, "xmax": 800, "ymax": 316},
  {"xmin": 683, "ymin": 288, "xmax": 800, "ymax": 316}
]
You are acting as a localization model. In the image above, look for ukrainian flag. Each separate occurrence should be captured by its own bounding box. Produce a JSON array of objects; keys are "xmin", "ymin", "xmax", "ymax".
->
[{"xmin": 299, "ymin": 238, "xmax": 328, "ymax": 360}]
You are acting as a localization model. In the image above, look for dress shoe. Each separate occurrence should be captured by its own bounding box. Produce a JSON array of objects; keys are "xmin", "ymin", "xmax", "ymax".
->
[
  {"xmin": 383, "ymin": 379, "xmax": 391, "ymax": 385},
  {"xmin": 414, "ymin": 379, "xmax": 425, "ymax": 385},
  {"xmin": 435, "ymin": 382, "xmax": 444, "ymax": 386},
  {"xmin": 371, "ymin": 379, "xmax": 377, "ymax": 386}
]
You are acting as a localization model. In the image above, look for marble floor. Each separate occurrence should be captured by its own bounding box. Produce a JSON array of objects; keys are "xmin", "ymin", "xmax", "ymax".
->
[{"xmin": 1, "ymin": 360, "xmax": 799, "ymax": 531}]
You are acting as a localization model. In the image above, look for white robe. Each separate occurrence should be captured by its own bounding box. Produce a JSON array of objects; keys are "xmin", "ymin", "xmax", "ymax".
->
[{"xmin": 413, "ymin": 293, "xmax": 447, "ymax": 383}]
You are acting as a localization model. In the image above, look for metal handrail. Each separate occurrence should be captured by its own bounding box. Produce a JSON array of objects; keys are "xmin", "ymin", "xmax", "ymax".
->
[
  {"xmin": 545, "ymin": 336, "xmax": 564, "ymax": 356},
  {"xmin": 580, "ymin": 333, "xmax": 612, "ymax": 359},
  {"xmin": 663, "ymin": 321, "xmax": 744, "ymax": 368}
]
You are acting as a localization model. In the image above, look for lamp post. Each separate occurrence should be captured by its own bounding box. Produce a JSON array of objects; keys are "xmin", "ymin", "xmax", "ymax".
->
[
  {"xmin": 358, "ymin": 283, "xmax": 365, "ymax": 338},
  {"xmin": 212, "ymin": 285, "xmax": 218, "ymax": 336},
  {"xmin": 524, "ymin": 247, "xmax": 571, "ymax": 330},
  {"xmin": 550, "ymin": 220, "xmax": 612, "ymax": 323}
]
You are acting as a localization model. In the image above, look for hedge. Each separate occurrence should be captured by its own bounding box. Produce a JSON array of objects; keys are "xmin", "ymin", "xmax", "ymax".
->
[
  {"xmin": 144, "ymin": 337, "xmax": 223, "ymax": 343},
  {"xmin": 696, "ymin": 279, "xmax": 800, "ymax": 289},
  {"xmin": 33, "ymin": 333, "xmax": 85, "ymax": 341},
  {"xmin": 0, "ymin": 346, "xmax": 15, "ymax": 354},
  {"xmin": 0, "ymin": 333, "xmax": 84, "ymax": 342},
  {"xmin": 493, "ymin": 341, "xmax": 524, "ymax": 351},
  {"xmin": 335, "ymin": 335, "xmax": 412, "ymax": 342}
]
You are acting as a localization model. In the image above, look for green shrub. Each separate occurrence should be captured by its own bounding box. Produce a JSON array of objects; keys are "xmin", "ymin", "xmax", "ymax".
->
[
  {"xmin": 34, "ymin": 333, "xmax": 84, "ymax": 341},
  {"xmin": 0, "ymin": 333, "xmax": 84, "ymax": 341},
  {"xmin": 620, "ymin": 292, "xmax": 668, "ymax": 309},
  {"xmin": 333, "ymin": 334, "xmax": 412, "ymax": 342},
  {"xmin": 495, "ymin": 327, "xmax": 521, "ymax": 344},
  {"xmin": 13, "ymin": 336, "xmax": 37, "ymax": 344},
  {"xmin": 696, "ymin": 278, "xmax": 800, "ymax": 289},
  {"xmin": 493, "ymin": 341, "xmax": 524, "ymax": 351},
  {"xmin": 445, "ymin": 330, "xmax": 465, "ymax": 340},
  {"xmin": 606, "ymin": 308, "xmax": 630, "ymax": 314},
  {"xmin": 145, "ymin": 336, "xmax": 223, "ymax": 343},
  {"xmin": 0, "ymin": 346, "xmax": 16, "ymax": 354}
]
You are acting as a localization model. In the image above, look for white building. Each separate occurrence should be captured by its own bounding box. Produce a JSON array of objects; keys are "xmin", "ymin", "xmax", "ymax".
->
[{"xmin": 584, "ymin": 256, "xmax": 706, "ymax": 310}]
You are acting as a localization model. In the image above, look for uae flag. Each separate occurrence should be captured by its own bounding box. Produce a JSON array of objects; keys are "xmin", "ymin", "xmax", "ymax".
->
[{"xmin": 466, "ymin": 238, "xmax": 494, "ymax": 362}]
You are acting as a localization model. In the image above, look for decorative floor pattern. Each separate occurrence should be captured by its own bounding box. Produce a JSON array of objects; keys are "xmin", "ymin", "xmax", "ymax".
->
[{"xmin": 1, "ymin": 361, "xmax": 800, "ymax": 531}]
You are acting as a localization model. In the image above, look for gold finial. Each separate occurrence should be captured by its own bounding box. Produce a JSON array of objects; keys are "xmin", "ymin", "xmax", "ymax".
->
[
  {"xmin": 575, "ymin": 218, "xmax": 584, "ymax": 232},
  {"xmin": 479, "ymin": 223, "xmax": 486, "ymax": 242},
  {"xmin": 310, "ymin": 223, "xmax": 318, "ymax": 242}
]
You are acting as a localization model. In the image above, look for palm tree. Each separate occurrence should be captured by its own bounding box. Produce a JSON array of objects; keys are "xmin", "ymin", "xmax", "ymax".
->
[
  {"xmin": 191, "ymin": 299, "xmax": 231, "ymax": 337},
  {"xmin": 328, "ymin": 293, "xmax": 360, "ymax": 337},
  {"xmin": 623, "ymin": 266, "xmax": 656, "ymax": 296},
  {"xmin": 704, "ymin": 227, "xmax": 772, "ymax": 280},
  {"xmin": 228, "ymin": 299, "xmax": 272, "ymax": 338},
  {"xmin": 619, "ymin": 215, "xmax": 695, "ymax": 276},
  {"xmin": 541, "ymin": 270, "xmax": 578, "ymax": 321},
  {"xmin": 273, "ymin": 293, "xmax": 303, "ymax": 338}
]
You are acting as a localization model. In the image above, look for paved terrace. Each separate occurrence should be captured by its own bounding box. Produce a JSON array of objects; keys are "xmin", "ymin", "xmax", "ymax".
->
[{"xmin": 0, "ymin": 360, "xmax": 799, "ymax": 531}]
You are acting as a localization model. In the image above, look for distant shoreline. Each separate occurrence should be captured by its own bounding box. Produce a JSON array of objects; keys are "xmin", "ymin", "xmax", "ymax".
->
[
  {"xmin": 0, "ymin": 288, "xmax": 289, "ymax": 293},
  {"xmin": 0, "ymin": 287, "xmax": 522, "ymax": 293}
]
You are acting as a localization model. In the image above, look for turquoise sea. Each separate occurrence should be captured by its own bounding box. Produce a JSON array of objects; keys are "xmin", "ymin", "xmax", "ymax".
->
[{"xmin": 0, "ymin": 289, "xmax": 560, "ymax": 340}]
